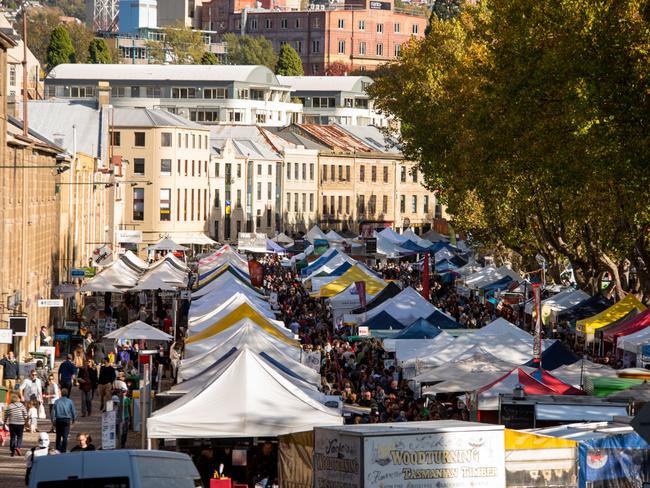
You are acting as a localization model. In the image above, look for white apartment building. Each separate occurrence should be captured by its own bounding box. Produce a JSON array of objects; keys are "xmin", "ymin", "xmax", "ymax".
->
[{"xmin": 45, "ymin": 64, "xmax": 303, "ymax": 127}]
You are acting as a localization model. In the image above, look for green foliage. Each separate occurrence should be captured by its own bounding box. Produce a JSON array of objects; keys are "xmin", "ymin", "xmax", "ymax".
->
[
  {"xmin": 222, "ymin": 33, "xmax": 278, "ymax": 70},
  {"xmin": 275, "ymin": 43, "xmax": 304, "ymax": 75},
  {"xmin": 146, "ymin": 23, "xmax": 206, "ymax": 64},
  {"xmin": 425, "ymin": 0, "xmax": 463, "ymax": 35},
  {"xmin": 42, "ymin": 0, "xmax": 86, "ymax": 21},
  {"xmin": 369, "ymin": 0, "xmax": 650, "ymax": 298},
  {"xmin": 88, "ymin": 38, "xmax": 113, "ymax": 64},
  {"xmin": 18, "ymin": 7, "xmax": 61, "ymax": 66},
  {"xmin": 200, "ymin": 51, "xmax": 220, "ymax": 65},
  {"xmin": 46, "ymin": 25, "xmax": 75, "ymax": 70},
  {"xmin": 65, "ymin": 22, "xmax": 94, "ymax": 64}
]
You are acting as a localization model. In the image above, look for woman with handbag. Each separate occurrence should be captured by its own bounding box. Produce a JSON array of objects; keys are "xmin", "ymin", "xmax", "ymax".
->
[{"xmin": 3, "ymin": 393, "xmax": 27, "ymax": 456}]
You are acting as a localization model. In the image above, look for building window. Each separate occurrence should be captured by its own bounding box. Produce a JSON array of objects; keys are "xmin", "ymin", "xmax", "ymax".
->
[
  {"xmin": 377, "ymin": 23, "xmax": 383, "ymax": 33},
  {"xmin": 171, "ymin": 87, "xmax": 197, "ymax": 99},
  {"xmin": 112, "ymin": 131, "xmax": 121, "ymax": 146},
  {"xmin": 281, "ymin": 18, "xmax": 288, "ymax": 28},
  {"xmin": 338, "ymin": 40, "xmax": 346, "ymax": 54},
  {"xmin": 411, "ymin": 195, "xmax": 417, "ymax": 212},
  {"xmin": 359, "ymin": 165, "xmax": 365, "ymax": 182},
  {"xmin": 400, "ymin": 166, "xmax": 406, "ymax": 182},
  {"xmin": 312, "ymin": 97, "xmax": 336, "ymax": 108},
  {"xmin": 330, "ymin": 165, "xmax": 335, "ymax": 180},
  {"xmin": 382, "ymin": 195, "xmax": 388, "ymax": 213},
  {"xmin": 266, "ymin": 210, "xmax": 272, "ymax": 227},
  {"xmin": 412, "ymin": 24, "xmax": 419, "ymax": 34},
  {"xmin": 435, "ymin": 203, "xmax": 443, "ymax": 219},
  {"xmin": 160, "ymin": 159, "xmax": 171, "ymax": 176},
  {"xmin": 309, "ymin": 193, "xmax": 314, "ymax": 211},
  {"xmin": 294, "ymin": 40, "xmax": 303, "ymax": 54},
  {"xmin": 312, "ymin": 64, "xmax": 320, "ymax": 74},
  {"xmin": 134, "ymin": 132, "xmax": 146, "ymax": 146},
  {"xmin": 160, "ymin": 188, "xmax": 171, "ymax": 221},
  {"xmin": 215, "ymin": 189, "xmax": 220, "ymax": 207},
  {"xmin": 383, "ymin": 166, "xmax": 389, "ymax": 183},
  {"xmin": 256, "ymin": 210, "xmax": 262, "ymax": 229},
  {"xmin": 424, "ymin": 195, "xmax": 429, "ymax": 214},
  {"xmin": 345, "ymin": 196, "xmax": 350, "ymax": 214},
  {"xmin": 345, "ymin": 165, "xmax": 350, "ymax": 181},
  {"xmin": 215, "ymin": 162, "xmax": 220, "ymax": 177},
  {"xmin": 204, "ymin": 87, "xmax": 228, "ymax": 99},
  {"xmin": 237, "ymin": 164, "xmax": 242, "ymax": 178},
  {"xmin": 322, "ymin": 165, "xmax": 327, "ymax": 181},
  {"xmin": 287, "ymin": 162, "xmax": 291, "ymax": 180},
  {"xmin": 400, "ymin": 195, "xmax": 405, "ymax": 213},
  {"xmin": 338, "ymin": 19, "xmax": 344, "ymax": 28},
  {"xmin": 412, "ymin": 168, "xmax": 418, "ymax": 182},
  {"xmin": 133, "ymin": 188, "xmax": 144, "ymax": 221},
  {"xmin": 146, "ymin": 86, "xmax": 161, "ymax": 98},
  {"xmin": 376, "ymin": 43, "xmax": 383, "ymax": 56},
  {"xmin": 265, "ymin": 18, "xmax": 272, "ymax": 29},
  {"xmin": 312, "ymin": 40, "xmax": 320, "ymax": 53},
  {"xmin": 394, "ymin": 22, "xmax": 400, "ymax": 33},
  {"xmin": 134, "ymin": 158, "xmax": 145, "ymax": 175},
  {"xmin": 184, "ymin": 160, "xmax": 188, "ymax": 176},
  {"xmin": 358, "ymin": 20, "xmax": 365, "ymax": 30},
  {"xmin": 330, "ymin": 195, "xmax": 335, "ymax": 213},
  {"xmin": 358, "ymin": 195, "xmax": 365, "ymax": 214},
  {"xmin": 9, "ymin": 65, "xmax": 16, "ymax": 86},
  {"xmin": 310, "ymin": 163, "xmax": 315, "ymax": 180},
  {"xmin": 295, "ymin": 162, "xmax": 299, "ymax": 180},
  {"xmin": 338, "ymin": 195, "xmax": 342, "ymax": 213},
  {"xmin": 256, "ymin": 113, "xmax": 267, "ymax": 123},
  {"xmin": 267, "ymin": 182, "xmax": 272, "ymax": 200},
  {"xmin": 322, "ymin": 195, "xmax": 328, "ymax": 214},
  {"xmin": 160, "ymin": 132, "xmax": 172, "ymax": 147},
  {"xmin": 369, "ymin": 194, "xmax": 376, "ymax": 214},
  {"xmin": 338, "ymin": 165, "xmax": 343, "ymax": 180},
  {"xmin": 295, "ymin": 18, "xmax": 301, "ymax": 28},
  {"xmin": 359, "ymin": 41, "xmax": 366, "ymax": 55},
  {"xmin": 301, "ymin": 163, "xmax": 306, "ymax": 180},
  {"xmin": 257, "ymin": 182, "xmax": 262, "ymax": 200},
  {"xmin": 294, "ymin": 192, "xmax": 299, "ymax": 212},
  {"xmin": 287, "ymin": 192, "xmax": 291, "ymax": 211},
  {"xmin": 190, "ymin": 109, "xmax": 220, "ymax": 123},
  {"xmin": 251, "ymin": 18, "xmax": 258, "ymax": 30},
  {"xmin": 228, "ymin": 110, "xmax": 243, "ymax": 122},
  {"xmin": 371, "ymin": 165, "xmax": 377, "ymax": 182},
  {"xmin": 394, "ymin": 43, "xmax": 401, "ymax": 56},
  {"xmin": 313, "ymin": 17, "xmax": 320, "ymax": 28},
  {"xmin": 236, "ymin": 189, "xmax": 242, "ymax": 207}
]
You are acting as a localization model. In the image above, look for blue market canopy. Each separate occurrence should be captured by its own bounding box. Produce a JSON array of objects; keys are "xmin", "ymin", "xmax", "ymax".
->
[
  {"xmin": 556, "ymin": 295, "xmax": 613, "ymax": 323},
  {"xmin": 349, "ymin": 282, "xmax": 402, "ymax": 315},
  {"xmin": 392, "ymin": 318, "xmax": 442, "ymax": 339},
  {"xmin": 426, "ymin": 310, "xmax": 461, "ymax": 329},
  {"xmin": 524, "ymin": 340, "xmax": 580, "ymax": 371},
  {"xmin": 480, "ymin": 275, "xmax": 515, "ymax": 293},
  {"xmin": 429, "ymin": 242, "xmax": 457, "ymax": 253},
  {"xmin": 361, "ymin": 310, "xmax": 405, "ymax": 331},
  {"xmin": 266, "ymin": 239, "xmax": 287, "ymax": 254},
  {"xmin": 398, "ymin": 240, "xmax": 431, "ymax": 253},
  {"xmin": 315, "ymin": 261, "xmax": 353, "ymax": 278},
  {"xmin": 300, "ymin": 249, "xmax": 339, "ymax": 277},
  {"xmin": 436, "ymin": 259, "xmax": 459, "ymax": 273}
]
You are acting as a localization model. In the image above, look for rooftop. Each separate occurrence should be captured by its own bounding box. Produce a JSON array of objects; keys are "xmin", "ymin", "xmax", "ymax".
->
[
  {"xmin": 113, "ymin": 107, "xmax": 208, "ymax": 130},
  {"xmin": 211, "ymin": 125, "xmax": 280, "ymax": 160},
  {"xmin": 276, "ymin": 75, "xmax": 373, "ymax": 94}
]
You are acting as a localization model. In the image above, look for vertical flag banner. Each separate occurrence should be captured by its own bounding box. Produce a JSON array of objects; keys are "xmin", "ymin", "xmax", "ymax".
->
[
  {"xmin": 532, "ymin": 282, "xmax": 542, "ymax": 365},
  {"xmin": 248, "ymin": 258, "xmax": 264, "ymax": 287},
  {"xmin": 422, "ymin": 252, "xmax": 430, "ymax": 300},
  {"xmin": 355, "ymin": 281, "xmax": 367, "ymax": 309}
]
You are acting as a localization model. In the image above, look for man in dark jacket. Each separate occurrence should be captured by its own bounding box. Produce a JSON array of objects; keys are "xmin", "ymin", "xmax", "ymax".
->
[
  {"xmin": 86, "ymin": 337, "xmax": 107, "ymax": 365},
  {"xmin": 77, "ymin": 359, "xmax": 98, "ymax": 417},
  {"xmin": 97, "ymin": 358, "xmax": 116, "ymax": 412},
  {"xmin": 58, "ymin": 354, "xmax": 76, "ymax": 392},
  {"xmin": 0, "ymin": 351, "xmax": 19, "ymax": 390}
]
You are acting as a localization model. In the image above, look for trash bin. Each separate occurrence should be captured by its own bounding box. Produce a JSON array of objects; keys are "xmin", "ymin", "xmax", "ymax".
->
[{"xmin": 0, "ymin": 385, "xmax": 8, "ymax": 404}]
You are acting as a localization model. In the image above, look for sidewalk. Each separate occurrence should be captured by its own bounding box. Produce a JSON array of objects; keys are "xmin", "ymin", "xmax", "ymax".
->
[{"xmin": 0, "ymin": 382, "xmax": 140, "ymax": 487}]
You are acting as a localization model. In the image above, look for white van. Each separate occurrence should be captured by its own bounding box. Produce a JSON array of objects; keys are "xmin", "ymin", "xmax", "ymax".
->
[{"xmin": 29, "ymin": 449, "xmax": 202, "ymax": 488}]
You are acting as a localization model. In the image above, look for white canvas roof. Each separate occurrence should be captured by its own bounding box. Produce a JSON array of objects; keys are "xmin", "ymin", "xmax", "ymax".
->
[
  {"xmin": 384, "ymin": 331, "xmax": 455, "ymax": 357},
  {"xmin": 189, "ymin": 286, "xmax": 268, "ymax": 320},
  {"xmin": 79, "ymin": 273, "xmax": 124, "ymax": 293},
  {"xmin": 147, "ymin": 347, "xmax": 342, "ymax": 438},
  {"xmin": 617, "ymin": 325, "xmax": 650, "ymax": 353},
  {"xmin": 192, "ymin": 270, "xmax": 257, "ymax": 299},
  {"xmin": 464, "ymin": 266, "xmax": 521, "ymax": 289},
  {"xmin": 551, "ymin": 361, "xmax": 619, "ymax": 388},
  {"xmin": 305, "ymin": 225, "xmax": 327, "ymax": 242},
  {"xmin": 81, "ymin": 257, "xmax": 142, "ymax": 291},
  {"xmin": 524, "ymin": 288, "xmax": 590, "ymax": 315},
  {"xmin": 401, "ymin": 229, "xmax": 433, "ymax": 248},
  {"xmin": 328, "ymin": 283, "xmax": 379, "ymax": 309},
  {"xmin": 188, "ymin": 293, "xmax": 276, "ymax": 331},
  {"xmin": 104, "ymin": 320, "xmax": 172, "ymax": 341},
  {"xmin": 179, "ymin": 318, "xmax": 303, "ymax": 379},
  {"xmin": 302, "ymin": 252, "xmax": 357, "ymax": 282},
  {"xmin": 198, "ymin": 245, "xmax": 249, "ymax": 275},
  {"xmin": 355, "ymin": 287, "xmax": 437, "ymax": 326},
  {"xmin": 272, "ymin": 232, "xmax": 294, "ymax": 245},
  {"xmin": 122, "ymin": 250, "xmax": 148, "ymax": 272},
  {"xmin": 131, "ymin": 274, "xmax": 179, "ymax": 291},
  {"xmin": 325, "ymin": 230, "xmax": 345, "ymax": 242},
  {"xmin": 146, "ymin": 237, "xmax": 188, "ymax": 252},
  {"xmin": 174, "ymin": 233, "xmax": 217, "ymax": 246}
]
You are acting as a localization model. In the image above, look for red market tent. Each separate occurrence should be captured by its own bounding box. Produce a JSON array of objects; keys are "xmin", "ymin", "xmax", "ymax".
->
[{"xmin": 602, "ymin": 308, "xmax": 650, "ymax": 347}]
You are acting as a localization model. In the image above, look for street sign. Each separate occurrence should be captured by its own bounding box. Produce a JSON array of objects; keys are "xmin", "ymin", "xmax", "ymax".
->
[
  {"xmin": 81, "ymin": 267, "xmax": 96, "ymax": 277},
  {"xmin": 358, "ymin": 326, "xmax": 370, "ymax": 337},
  {"xmin": 631, "ymin": 401, "xmax": 650, "ymax": 445},
  {"xmin": 37, "ymin": 299, "xmax": 64, "ymax": 308},
  {"xmin": 102, "ymin": 409, "xmax": 117, "ymax": 450},
  {"xmin": 116, "ymin": 229, "xmax": 143, "ymax": 244},
  {"xmin": 71, "ymin": 268, "xmax": 86, "ymax": 278},
  {"xmin": 0, "ymin": 329, "xmax": 13, "ymax": 344}
]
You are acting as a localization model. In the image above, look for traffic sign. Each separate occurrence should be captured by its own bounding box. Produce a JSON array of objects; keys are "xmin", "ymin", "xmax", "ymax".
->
[
  {"xmin": 631, "ymin": 401, "xmax": 650, "ymax": 444},
  {"xmin": 71, "ymin": 268, "xmax": 86, "ymax": 278},
  {"xmin": 37, "ymin": 299, "xmax": 64, "ymax": 308}
]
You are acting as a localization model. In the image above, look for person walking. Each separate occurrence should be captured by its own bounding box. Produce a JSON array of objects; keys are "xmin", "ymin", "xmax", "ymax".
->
[
  {"xmin": 97, "ymin": 358, "xmax": 116, "ymax": 412},
  {"xmin": 77, "ymin": 359, "xmax": 97, "ymax": 417},
  {"xmin": 19, "ymin": 369, "xmax": 43, "ymax": 408},
  {"xmin": 3, "ymin": 393, "xmax": 28, "ymax": 456},
  {"xmin": 70, "ymin": 432, "xmax": 96, "ymax": 452},
  {"xmin": 0, "ymin": 351, "xmax": 19, "ymax": 391},
  {"xmin": 43, "ymin": 374, "xmax": 60, "ymax": 434},
  {"xmin": 86, "ymin": 334, "xmax": 107, "ymax": 365},
  {"xmin": 113, "ymin": 387, "xmax": 131, "ymax": 449},
  {"xmin": 51, "ymin": 388, "xmax": 76, "ymax": 452},
  {"xmin": 58, "ymin": 354, "xmax": 76, "ymax": 393}
]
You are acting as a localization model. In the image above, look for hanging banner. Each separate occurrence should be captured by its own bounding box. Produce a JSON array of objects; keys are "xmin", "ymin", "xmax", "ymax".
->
[
  {"xmin": 248, "ymin": 258, "xmax": 264, "ymax": 287},
  {"xmin": 355, "ymin": 281, "xmax": 367, "ymax": 309},
  {"xmin": 422, "ymin": 253, "xmax": 430, "ymax": 300},
  {"xmin": 92, "ymin": 244, "xmax": 114, "ymax": 267},
  {"xmin": 532, "ymin": 283, "xmax": 542, "ymax": 365}
]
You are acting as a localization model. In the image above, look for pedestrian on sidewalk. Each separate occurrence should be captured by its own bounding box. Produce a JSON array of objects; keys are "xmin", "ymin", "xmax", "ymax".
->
[
  {"xmin": 19, "ymin": 369, "xmax": 43, "ymax": 408},
  {"xmin": 4, "ymin": 393, "xmax": 28, "ymax": 457},
  {"xmin": 77, "ymin": 359, "xmax": 97, "ymax": 417},
  {"xmin": 98, "ymin": 358, "xmax": 116, "ymax": 412},
  {"xmin": 24, "ymin": 432, "xmax": 58, "ymax": 486},
  {"xmin": 70, "ymin": 432, "xmax": 96, "ymax": 452},
  {"xmin": 52, "ymin": 388, "xmax": 76, "ymax": 453},
  {"xmin": 58, "ymin": 354, "xmax": 77, "ymax": 393},
  {"xmin": 43, "ymin": 374, "xmax": 60, "ymax": 433},
  {"xmin": 113, "ymin": 387, "xmax": 131, "ymax": 449},
  {"xmin": 0, "ymin": 351, "xmax": 19, "ymax": 391}
]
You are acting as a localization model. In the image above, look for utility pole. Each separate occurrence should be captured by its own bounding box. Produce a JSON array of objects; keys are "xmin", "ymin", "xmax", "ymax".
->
[{"xmin": 22, "ymin": 5, "xmax": 28, "ymax": 136}]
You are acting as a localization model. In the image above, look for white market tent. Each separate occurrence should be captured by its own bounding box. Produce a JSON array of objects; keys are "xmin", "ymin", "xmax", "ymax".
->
[
  {"xmin": 524, "ymin": 288, "xmax": 591, "ymax": 324},
  {"xmin": 305, "ymin": 225, "xmax": 327, "ymax": 242},
  {"xmin": 131, "ymin": 274, "xmax": 179, "ymax": 291},
  {"xmin": 325, "ymin": 230, "xmax": 345, "ymax": 243},
  {"xmin": 198, "ymin": 245, "xmax": 249, "ymax": 276},
  {"xmin": 189, "ymin": 285, "xmax": 268, "ymax": 320},
  {"xmin": 79, "ymin": 273, "xmax": 124, "ymax": 293},
  {"xmin": 551, "ymin": 361, "xmax": 619, "ymax": 388},
  {"xmin": 401, "ymin": 229, "xmax": 434, "ymax": 249},
  {"xmin": 272, "ymin": 232, "xmax": 294, "ymax": 245},
  {"xmin": 463, "ymin": 266, "xmax": 521, "ymax": 289},
  {"xmin": 122, "ymin": 250, "xmax": 148, "ymax": 273},
  {"xmin": 191, "ymin": 268, "xmax": 257, "ymax": 299},
  {"xmin": 174, "ymin": 233, "xmax": 217, "ymax": 246},
  {"xmin": 146, "ymin": 237, "xmax": 189, "ymax": 252},
  {"xmin": 178, "ymin": 318, "xmax": 305, "ymax": 381},
  {"xmin": 147, "ymin": 347, "xmax": 342, "ymax": 439},
  {"xmin": 384, "ymin": 330, "xmax": 455, "ymax": 357},
  {"xmin": 189, "ymin": 293, "xmax": 277, "ymax": 330},
  {"xmin": 302, "ymin": 252, "xmax": 357, "ymax": 282},
  {"xmin": 346, "ymin": 287, "xmax": 438, "ymax": 326},
  {"xmin": 617, "ymin": 325, "xmax": 650, "ymax": 354},
  {"xmin": 376, "ymin": 228, "xmax": 409, "ymax": 257},
  {"xmin": 104, "ymin": 320, "xmax": 173, "ymax": 341},
  {"xmin": 80, "ymin": 257, "xmax": 142, "ymax": 291}
]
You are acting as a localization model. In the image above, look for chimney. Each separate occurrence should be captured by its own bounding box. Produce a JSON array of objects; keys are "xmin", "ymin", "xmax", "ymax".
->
[{"xmin": 97, "ymin": 81, "xmax": 111, "ymax": 108}]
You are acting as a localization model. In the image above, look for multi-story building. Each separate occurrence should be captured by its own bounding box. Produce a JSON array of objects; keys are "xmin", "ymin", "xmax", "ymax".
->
[
  {"xmin": 118, "ymin": 0, "xmax": 157, "ymax": 34},
  {"xmin": 45, "ymin": 64, "xmax": 303, "ymax": 127},
  {"xmin": 277, "ymin": 75, "xmax": 388, "ymax": 127},
  {"xmin": 210, "ymin": 0, "xmax": 426, "ymax": 75},
  {"xmin": 0, "ymin": 30, "xmax": 68, "ymax": 358},
  {"xmin": 112, "ymin": 106, "xmax": 212, "ymax": 252}
]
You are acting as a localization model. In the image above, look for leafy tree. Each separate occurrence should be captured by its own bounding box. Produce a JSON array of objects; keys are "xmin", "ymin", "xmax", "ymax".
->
[
  {"xmin": 200, "ymin": 51, "xmax": 220, "ymax": 65},
  {"xmin": 325, "ymin": 61, "xmax": 350, "ymax": 76},
  {"xmin": 425, "ymin": 0, "xmax": 463, "ymax": 35},
  {"xmin": 369, "ymin": 0, "xmax": 650, "ymax": 300},
  {"xmin": 146, "ymin": 23, "xmax": 206, "ymax": 64},
  {"xmin": 222, "ymin": 33, "xmax": 277, "ymax": 70},
  {"xmin": 88, "ymin": 38, "xmax": 113, "ymax": 63},
  {"xmin": 42, "ymin": 0, "xmax": 86, "ymax": 21},
  {"xmin": 275, "ymin": 43, "xmax": 304, "ymax": 75},
  {"xmin": 65, "ymin": 22, "xmax": 94, "ymax": 64},
  {"xmin": 17, "ymin": 7, "xmax": 61, "ymax": 66},
  {"xmin": 46, "ymin": 25, "xmax": 75, "ymax": 70}
]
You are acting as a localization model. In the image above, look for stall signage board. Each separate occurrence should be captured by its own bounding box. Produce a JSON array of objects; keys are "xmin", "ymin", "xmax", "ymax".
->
[
  {"xmin": 37, "ymin": 299, "xmax": 64, "ymax": 308},
  {"xmin": 314, "ymin": 429, "xmax": 362, "ymax": 488},
  {"xmin": 116, "ymin": 230, "xmax": 143, "ymax": 244},
  {"xmin": 102, "ymin": 409, "xmax": 117, "ymax": 449},
  {"xmin": 358, "ymin": 326, "xmax": 370, "ymax": 337},
  {"xmin": 0, "ymin": 328, "xmax": 13, "ymax": 344},
  {"xmin": 71, "ymin": 269, "xmax": 86, "ymax": 278}
]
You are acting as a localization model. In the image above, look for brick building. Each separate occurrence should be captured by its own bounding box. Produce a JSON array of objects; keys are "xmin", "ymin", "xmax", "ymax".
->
[{"xmin": 202, "ymin": 0, "xmax": 427, "ymax": 74}]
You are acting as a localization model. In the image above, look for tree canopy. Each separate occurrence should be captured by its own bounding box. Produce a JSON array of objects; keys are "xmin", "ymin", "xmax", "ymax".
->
[
  {"xmin": 222, "ymin": 33, "xmax": 277, "ymax": 70},
  {"xmin": 88, "ymin": 38, "xmax": 113, "ymax": 64},
  {"xmin": 369, "ymin": 0, "xmax": 650, "ymax": 300},
  {"xmin": 146, "ymin": 23, "xmax": 206, "ymax": 64},
  {"xmin": 46, "ymin": 25, "xmax": 75, "ymax": 70},
  {"xmin": 275, "ymin": 43, "xmax": 304, "ymax": 75},
  {"xmin": 200, "ymin": 51, "xmax": 220, "ymax": 65}
]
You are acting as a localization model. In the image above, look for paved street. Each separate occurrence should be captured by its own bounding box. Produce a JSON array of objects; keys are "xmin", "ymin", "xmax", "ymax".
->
[{"xmin": 0, "ymin": 385, "xmax": 139, "ymax": 487}]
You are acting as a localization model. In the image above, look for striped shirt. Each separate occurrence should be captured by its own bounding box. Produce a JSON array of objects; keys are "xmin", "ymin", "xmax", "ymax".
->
[{"xmin": 3, "ymin": 401, "xmax": 27, "ymax": 425}]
